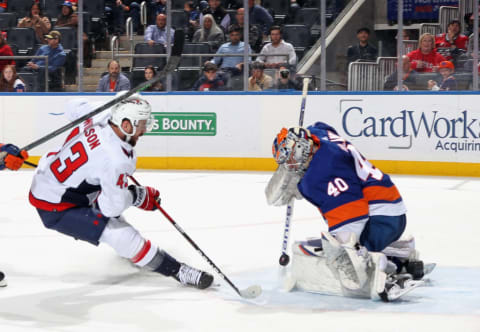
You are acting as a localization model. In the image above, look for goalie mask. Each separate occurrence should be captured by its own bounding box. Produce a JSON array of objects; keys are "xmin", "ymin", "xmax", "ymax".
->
[
  {"xmin": 272, "ymin": 127, "xmax": 317, "ymax": 173},
  {"xmin": 110, "ymin": 93, "xmax": 154, "ymax": 141}
]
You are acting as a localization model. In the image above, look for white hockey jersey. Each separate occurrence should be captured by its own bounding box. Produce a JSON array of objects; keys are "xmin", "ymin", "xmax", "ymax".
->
[{"xmin": 30, "ymin": 117, "xmax": 136, "ymax": 218}]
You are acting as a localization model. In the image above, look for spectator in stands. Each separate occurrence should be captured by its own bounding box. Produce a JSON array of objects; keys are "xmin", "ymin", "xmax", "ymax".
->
[
  {"xmin": 209, "ymin": 24, "xmax": 251, "ymax": 76},
  {"xmin": 273, "ymin": 65, "xmax": 301, "ymax": 90},
  {"xmin": 428, "ymin": 60, "xmax": 457, "ymax": 91},
  {"xmin": 192, "ymin": 62, "xmax": 227, "ymax": 91},
  {"xmin": 0, "ymin": 32, "xmax": 15, "ymax": 74},
  {"xmin": 56, "ymin": 1, "xmax": 78, "ymax": 28},
  {"xmin": 26, "ymin": 30, "xmax": 66, "ymax": 91},
  {"xmin": 248, "ymin": 0, "xmax": 273, "ymax": 35},
  {"xmin": 407, "ymin": 33, "xmax": 446, "ymax": 73},
  {"xmin": 248, "ymin": 61, "xmax": 272, "ymax": 91},
  {"xmin": 105, "ymin": 0, "xmax": 141, "ymax": 35},
  {"xmin": 200, "ymin": 0, "xmax": 230, "ymax": 32},
  {"xmin": 435, "ymin": 20, "xmax": 468, "ymax": 61},
  {"xmin": 147, "ymin": 0, "xmax": 166, "ymax": 25},
  {"xmin": 192, "ymin": 14, "xmax": 225, "ymax": 52},
  {"xmin": 18, "ymin": 3, "xmax": 52, "ymax": 44},
  {"xmin": 383, "ymin": 55, "xmax": 418, "ymax": 91},
  {"xmin": 145, "ymin": 14, "xmax": 175, "ymax": 47},
  {"xmin": 143, "ymin": 65, "xmax": 164, "ymax": 91},
  {"xmin": 0, "ymin": 65, "xmax": 26, "ymax": 92},
  {"xmin": 96, "ymin": 60, "xmax": 131, "ymax": 92},
  {"xmin": 258, "ymin": 26, "xmax": 297, "ymax": 69},
  {"xmin": 0, "ymin": 0, "xmax": 6, "ymax": 13},
  {"xmin": 185, "ymin": 1, "xmax": 200, "ymax": 40},
  {"xmin": 236, "ymin": 7, "xmax": 263, "ymax": 53},
  {"xmin": 346, "ymin": 27, "xmax": 377, "ymax": 67}
]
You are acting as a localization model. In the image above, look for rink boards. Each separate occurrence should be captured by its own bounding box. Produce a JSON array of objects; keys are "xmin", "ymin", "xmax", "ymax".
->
[{"xmin": 1, "ymin": 91, "xmax": 479, "ymax": 176}]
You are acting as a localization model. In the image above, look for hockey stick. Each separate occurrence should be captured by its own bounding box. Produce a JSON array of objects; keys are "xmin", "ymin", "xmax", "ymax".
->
[
  {"xmin": 129, "ymin": 175, "xmax": 262, "ymax": 299},
  {"xmin": 278, "ymin": 77, "xmax": 310, "ymax": 267},
  {"xmin": 20, "ymin": 29, "xmax": 185, "ymax": 152}
]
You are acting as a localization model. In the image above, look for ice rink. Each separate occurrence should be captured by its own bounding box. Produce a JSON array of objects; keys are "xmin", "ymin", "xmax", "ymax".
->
[{"xmin": 0, "ymin": 169, "xmax": 479, "ymax": 332}]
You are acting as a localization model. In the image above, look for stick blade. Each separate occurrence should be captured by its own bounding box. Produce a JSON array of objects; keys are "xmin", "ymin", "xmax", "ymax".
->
[{"xmin": 240, "ymin": 285, "xmax": 262, "ymax": 299}]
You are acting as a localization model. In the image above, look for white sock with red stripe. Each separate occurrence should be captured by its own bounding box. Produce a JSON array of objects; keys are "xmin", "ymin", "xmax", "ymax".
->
[{"xmin": 99, "ymin": 216, "xmax": 158, "ymax": 267}]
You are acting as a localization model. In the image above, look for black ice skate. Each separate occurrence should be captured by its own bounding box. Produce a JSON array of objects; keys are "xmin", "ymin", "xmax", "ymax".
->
[
  {"xmin": 379, "ymin": 273, "xmax": 424, "ymax": 302},
  {"xmin": 174, "ymin": 263, "xmax": 213, "ymax": 290},
  {"xmin": 0, "ymin": 271, "xmax": 7, "ymax": 287}
]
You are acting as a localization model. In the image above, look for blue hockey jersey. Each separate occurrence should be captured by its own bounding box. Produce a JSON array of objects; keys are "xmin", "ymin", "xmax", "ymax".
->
[{"xmin": 298, "ymin": 122, "xmax": 407, "ymax": 232}]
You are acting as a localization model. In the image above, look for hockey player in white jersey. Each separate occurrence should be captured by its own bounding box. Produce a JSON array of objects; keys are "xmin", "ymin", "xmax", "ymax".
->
[{"xmin": 29, "ymin": 94, "xmax": 214, "ymax": 290}]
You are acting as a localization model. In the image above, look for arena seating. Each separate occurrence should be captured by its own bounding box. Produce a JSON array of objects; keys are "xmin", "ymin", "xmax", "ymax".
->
[{"xmin": 133, "ymin": 43, "xmax": 166, "ymax": 69}]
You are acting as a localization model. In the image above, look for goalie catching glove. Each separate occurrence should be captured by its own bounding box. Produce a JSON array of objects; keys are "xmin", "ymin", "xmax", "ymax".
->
[
  {"xmin": 0, "ymin": 144, "xmax": 29, "ymax": 171},
  {"xmin": 129, "ymin": 185, "xmax": 161, "ymax": 211}
]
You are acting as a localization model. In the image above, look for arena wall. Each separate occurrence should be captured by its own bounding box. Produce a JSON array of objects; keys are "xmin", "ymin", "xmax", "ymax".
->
[{"xmin": 1, "ymin": 91, "xmax": 479, "ymax": 177}]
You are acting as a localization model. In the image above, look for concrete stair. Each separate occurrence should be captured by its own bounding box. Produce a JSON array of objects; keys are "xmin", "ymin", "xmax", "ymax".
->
[{"xmin": 66, "ymin": 34, "xmax": 145, "ymax": 92}]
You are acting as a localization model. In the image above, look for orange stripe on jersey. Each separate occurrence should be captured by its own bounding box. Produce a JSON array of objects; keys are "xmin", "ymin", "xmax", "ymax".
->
[
  {"xmin": 323, "ymin": 198, "xmax": 369, "ymax": 229},
  {"xmin": 362, "ymin": 185, "xmax": 401, "ymax": 203}
]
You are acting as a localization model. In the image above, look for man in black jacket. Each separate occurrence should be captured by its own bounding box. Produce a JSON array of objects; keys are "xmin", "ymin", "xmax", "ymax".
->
[{"xmin": 346, "ymin": 27, "xmax": 378, "ymax": 68}]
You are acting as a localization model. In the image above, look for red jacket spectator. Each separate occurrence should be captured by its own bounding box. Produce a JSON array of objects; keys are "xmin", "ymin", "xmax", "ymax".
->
[
  {"xmin": 407, "ymin": 33, "xmax": 446, "ymax": 72},
  {"xmin": 435, "ymin": 33, "xmax": 468, "ymax": 51},
  {"xmin": 0, "ymin": 34, "xmax": 15, "ymax": 73},
  {"xmin": 0, "ymin": 1, "xmax": 6, "ymax": 10}
]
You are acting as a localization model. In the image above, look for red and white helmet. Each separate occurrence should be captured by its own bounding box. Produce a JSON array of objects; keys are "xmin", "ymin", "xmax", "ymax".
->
[
  {"xmin": 272, "ymin": 127, "xmax": 316, "ymax": 172},
  {"xmin": 110, "ymin": 92, "xmax": 154, "ymax": 141}
]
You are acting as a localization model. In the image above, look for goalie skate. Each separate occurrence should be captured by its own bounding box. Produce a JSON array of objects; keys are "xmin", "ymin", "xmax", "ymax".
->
[{"xmin": 379, "ymin": 274, "xmax": 424, "ymax": 302}]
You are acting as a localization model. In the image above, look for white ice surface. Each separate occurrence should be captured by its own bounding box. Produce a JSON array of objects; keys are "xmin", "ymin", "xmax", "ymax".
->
[{"xmin": 0, "ymin": 170, "xmax": 479, "ymax": 332}]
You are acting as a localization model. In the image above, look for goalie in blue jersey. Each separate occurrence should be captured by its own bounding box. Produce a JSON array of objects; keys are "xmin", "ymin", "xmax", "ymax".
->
[{"xmin": 267, "ymin": 122, "xmax": 434, "ymax": 301}]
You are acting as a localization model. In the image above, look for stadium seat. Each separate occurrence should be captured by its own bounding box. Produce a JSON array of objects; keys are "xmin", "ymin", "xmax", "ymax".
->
[
  {"xmin": 17, "ymin": 71, "xmax": 39, "ymax": 92},
  {"xmin": 84, "ymin": 0, "xmax": 105, "ymax": 20},
  {"xmin": 0, "ymin": 13, "xmax": 17, "ymax": 30},
  {"xmin": 7, "ymin": 28, "xmax": 36, "ymax": 55},
  {"xmin": 227, "ymin": 75, "xmax": 244, "ymax": 91},
  {"xmin": 283, "ymin": 25, "xmax": 312, "ymax": 49},
  {"xmin": 176, "ymin": 68, "xmax": 201, "ymax": 91},
  {"xmin": 133, "ymin": 43, "xmax": 166, "ymax": 69},
  {"xmin": 170, "ymin": 10, "xmax": 188, "ymax": 29},
  {"xmin": 130, "ymin": 68, "xmax": 146, "ymax": 87},
  {"xmin": 55, "ymin": 27, "xmax": 78, "ymax": 50},
  {"xmin": 7, "ymin": 0, "xmax": 32, "ymax": 19},
  {"xmin": 262, "ymin": 0, "xmax": 290, "ymax": 17},
  {"xmin": 294, "ymin": 8, "xmax": 320, "ymax": 28},
  {"xmin": 226, "ymin": 9, "xmax": 237, "ymax": 25},
  {"xmin": 180, "ymin": 43, "xmax": 212, "ymax": 68},
  {"xmin": 45, "ymin": 0, "xmax": 64, "ymax": 22}
]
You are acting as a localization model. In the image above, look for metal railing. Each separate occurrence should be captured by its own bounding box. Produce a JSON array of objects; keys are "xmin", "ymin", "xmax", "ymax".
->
[
  {"xmin": 126, "ymin": 17, "xmax": 134, "ymax": 56},
  {"xmin": 0, "ymin": 55, "xmax": 49, "ymax": 91},
  {"xmin": 348, "ymin": 61, "xmax": 381, "ymax": 91},
  {"xmin": 402, "ymin": 40, "xmax": 418, "ymax": 55}
]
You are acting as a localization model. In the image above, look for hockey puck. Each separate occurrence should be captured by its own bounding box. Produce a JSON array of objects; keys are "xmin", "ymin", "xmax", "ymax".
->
[{"xmin": 279, "ymin": 254, "xmax": 290, "ymax": 266}]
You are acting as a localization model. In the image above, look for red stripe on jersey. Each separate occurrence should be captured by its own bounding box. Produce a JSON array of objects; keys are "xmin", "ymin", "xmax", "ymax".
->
[
  {"xmin": 29, "ymin": 191, "xmax": 76, "ymax": 212},
  {"xmin": 131, "ymin": 240, "xmax": 151, "ymax": 264},
  {"xmin": 323, "ymin": 198, "xmax": 369, "ymax": 229},
  {"xmin": 362, "ymin": 185, "xmax": 401, "ymax": 203}
]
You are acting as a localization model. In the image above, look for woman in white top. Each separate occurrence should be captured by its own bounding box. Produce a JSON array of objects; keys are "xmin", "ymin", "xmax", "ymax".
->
[
  {"xmin": 0, "ymin": 65, "xmax": 26, "ymax": 92},
  {"xmin": 192, "ymin": 14, "xmax": 225, "ymax": 52}
]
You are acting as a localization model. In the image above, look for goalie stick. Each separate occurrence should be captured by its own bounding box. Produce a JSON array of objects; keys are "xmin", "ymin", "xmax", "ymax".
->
[
  {"xmin": 278, "ymin": 77, "xmax": 310, "ymax": 267},
  {"xmin": 129, "ymin": 175, "xmax": 262, "ymax": 300},
  {"xmin": 20, "ymin": 29, "xmax": 186, "ymax": 153}
]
